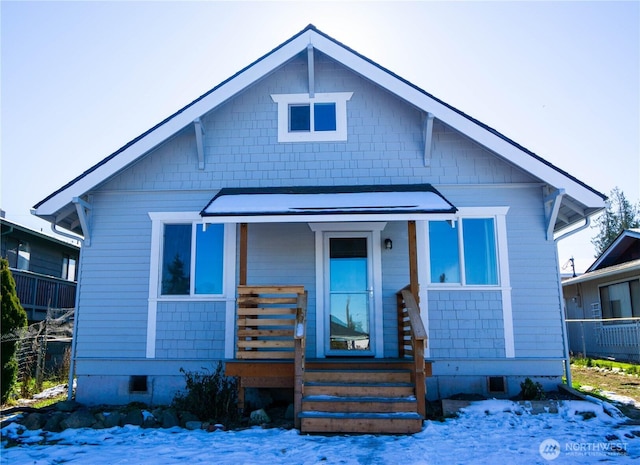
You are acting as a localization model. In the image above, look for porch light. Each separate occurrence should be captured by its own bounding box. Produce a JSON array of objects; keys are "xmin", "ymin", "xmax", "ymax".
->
[{"xmin": 384, "ymin": 238, "xmax": 392, "ymax": 250}]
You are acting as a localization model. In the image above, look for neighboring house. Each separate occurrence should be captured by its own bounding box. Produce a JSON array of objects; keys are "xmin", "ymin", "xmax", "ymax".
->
[
  {"xmin": 1, "ymin": 215, "xmax": 79, "ymax": 322},
  {"xmin": 32, "ymin": 25, "xmax": 606, "ymax": 433},
  {"xmin": 563, "ymin": 229, "xmax": 640, "ymax": 362}
]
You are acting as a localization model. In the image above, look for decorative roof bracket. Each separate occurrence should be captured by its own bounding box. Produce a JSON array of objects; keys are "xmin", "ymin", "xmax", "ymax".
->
[
  {"xmin": 307, "ymin": 44, "xmax": 315, "ymax": 98},
  {"xmin": 545, "ymin": 188, "xmax": 565, "ymax": 240},
  {"xmin": 423, "ymin": 112, "xmax": 434, "ymax": 166},
  {"xmin": 194, "ymin": 118, "xmax": 205, "ymax": 170}
]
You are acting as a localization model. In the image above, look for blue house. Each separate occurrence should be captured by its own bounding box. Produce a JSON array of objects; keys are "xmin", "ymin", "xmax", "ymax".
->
[
  {"xmin": 33, "ymin": 25, "xmax": 606, "ymax": 433},
  {"xmin": 1, "ymin": 215, "xmax": 79, "ymax": 322}
]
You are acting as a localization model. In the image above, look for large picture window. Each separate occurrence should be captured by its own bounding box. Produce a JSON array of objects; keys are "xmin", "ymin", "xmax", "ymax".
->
[
  {"xmin": 161, "ymin": 223, "xmax": 224, "ymax": 296},
  {"xmin": 599, "ymin": 279, "xmax": 640, "ymax": 322},
  {"xmin": 429, "ymin": 218, "xmax": 499, "ymax": 286}
]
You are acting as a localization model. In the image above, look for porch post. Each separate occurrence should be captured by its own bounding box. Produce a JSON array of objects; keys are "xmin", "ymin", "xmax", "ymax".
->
[
  {"xmin": 239, "ymin": 223, "xmax": 248, "ymax": 285},
  {"xmin": 408, "ymin": 220, "xmax": 419, "ymax": 304}
]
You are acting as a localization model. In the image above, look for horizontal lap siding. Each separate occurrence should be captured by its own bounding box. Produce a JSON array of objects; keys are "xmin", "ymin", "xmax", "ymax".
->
[
  {"xmin": 245, "ymin": 223, "xmax": 317, "ymax": 356},
  {"xmin": 381, "ymin": 222, "xmax": 410, "ymax": 357},
  {"xmin": 506, "ymin": 188, "xmax": 564, "ymax": 357},
  {"xmin": 76, "ymin": 190, "xmax": 216, "ymax": 360}
]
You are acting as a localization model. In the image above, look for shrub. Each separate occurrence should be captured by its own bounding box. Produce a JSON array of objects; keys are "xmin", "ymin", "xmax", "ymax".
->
[
  {"xmin": 171, "ymin": 362, "xmax": 238, "ymax": 425},
  {"xmin": 520, "ymin": 377, "xmax": 546, "ymax": 400},
  {"xmin": 1, "ymin": 258, "xmax": 28, "ymax": 403}
]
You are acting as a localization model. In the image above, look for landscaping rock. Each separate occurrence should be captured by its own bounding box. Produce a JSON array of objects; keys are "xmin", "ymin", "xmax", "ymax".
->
[
  {"xmin": 250, "ymin": 408, "xmax": 271, "ymax": 425},
  {"xmin": 160, "ymin": 409, "xmax": 180, "ymax": 428},
  {"xmin": 61, "ymin": 410, "xmax": 96, "ymax": 429},
  {"xmin": 103, "ymin": 411, "xmax": 122, "ymax": 428},
  {"xmin": 142, "ymin": 411, "xmax": 159, "ymax": 428},
  {"xmin": 56, "ymin": 400, "xmax": 80, "ymax": 412},
  {"xmin": 179, "ymin": 411, "xmax": 200, "ymax": 427},
  {"xmin": 23, "ymin": 412, "xmax": 45, "ymax": 431},
  {"xmin": 91, "ymin": 411, "xmax": 113, "ymax": 429},
  {"xmin": 284, "ymin": 404, "xmax": 295, "ymax": 420},
  {"xmin": 123, "ymin": 408, "xmax": 143, "ymax": 426},
  {"xmin": 43, "ymin": 412, "xmax": 66, "ymax": 432},
  {"xmin": 185, "ymin": 420, "xmax": 202, "ymax": 430}
]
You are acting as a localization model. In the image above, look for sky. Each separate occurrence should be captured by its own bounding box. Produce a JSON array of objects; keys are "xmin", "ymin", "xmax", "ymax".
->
[
  {"xmin": 2, "ymin": 398, "xmax": 640, "ymax": 463},
  {"xmin": 1, "ymin": 1, "xmax": 638, "ymax": 273}
]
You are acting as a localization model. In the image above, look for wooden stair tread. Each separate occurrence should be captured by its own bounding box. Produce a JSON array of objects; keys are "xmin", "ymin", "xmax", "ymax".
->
[
  {"xmin": 305, "ymin": 381, "xmax": 413, "ymax": 387},
  {"xmin": 304, "ymin": 369, "xmax": 411, "ymax": 374},
  {"xmin": 303, "ymin": 395, "xmax": 416, "ymax": 402},
  {"xmin": 299, "ymin": 411, "xmax": 422, "ymax": 419}
]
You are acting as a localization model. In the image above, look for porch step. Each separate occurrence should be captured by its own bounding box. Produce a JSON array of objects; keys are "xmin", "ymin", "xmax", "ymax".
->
[
  {"xmin": 298, "ymin": 411, "xmax": 423, "ymax": 434},
  {"xmin": 300, "ymin": 361, "xmax": 423, "ymax": 434},
  {"xmin": 302, "ymin": 395, "xmax": 417, "ymax": 413},
  {"xmin": 304, "ymin": 369, "xmax": 411, "ymax": 384},
  {"xmin": 304, "ymin": 381, "xmax": 414, "ymax": 398}
]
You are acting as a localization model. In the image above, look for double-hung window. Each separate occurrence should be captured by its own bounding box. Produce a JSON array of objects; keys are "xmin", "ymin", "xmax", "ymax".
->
[
  {"xmin": 272, "ymin": 92, "xmax": 353, "ymax": 142},
  {"xmin": 428, "ymin": 217, "xmax": 499, "ymax": 286},
  {"xmin": 160, "ymin": 222, "xmax": 224, "ymax": 296}
]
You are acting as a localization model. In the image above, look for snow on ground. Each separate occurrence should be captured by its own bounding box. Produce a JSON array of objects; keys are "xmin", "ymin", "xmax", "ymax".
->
[{"xmin": 2, "ymin": 399, "xmax": 640, "ymax": 464}]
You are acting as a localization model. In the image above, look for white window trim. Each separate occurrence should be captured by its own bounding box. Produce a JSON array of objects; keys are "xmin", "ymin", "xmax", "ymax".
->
[
  {"xmin": 146, "ymin": 212, "xmax": 236, "ymax": 358},
  {"xmin": 424, "ymin": 207, "xmax": 509, "ymax": 289},
  {"xmin": 271, "ymin": 92, "xmax": 353, "ymax": 142}
]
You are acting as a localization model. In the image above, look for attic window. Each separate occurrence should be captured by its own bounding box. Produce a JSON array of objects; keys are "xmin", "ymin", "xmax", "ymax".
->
[
  {"xmin": 272, "ymin": 92, "xmax": 352, "ymax": 142},
  {"xmin": 289, "ymin": 103, "xmax": 337, "ymax": 132}
]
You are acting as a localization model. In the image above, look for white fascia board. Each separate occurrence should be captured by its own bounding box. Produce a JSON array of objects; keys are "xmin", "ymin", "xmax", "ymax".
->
[
  {"xmin": 311, "ymin": 34, "xmax": 605, "ymax": 209},
  {"xmin": 563, "ymin": 260, "xmax": 640, "ymax": 286},
  {"xmin": 35, "ymin": 34, "xmax": 314, "ymax": 218}
]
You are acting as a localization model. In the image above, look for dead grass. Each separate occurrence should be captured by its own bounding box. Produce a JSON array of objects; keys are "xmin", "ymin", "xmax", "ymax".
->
[{"xmin": 571, "ymin": 362, "xmax": 640, "ymax": 420}]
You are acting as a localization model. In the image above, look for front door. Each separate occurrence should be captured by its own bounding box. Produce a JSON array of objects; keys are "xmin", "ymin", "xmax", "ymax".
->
[{"xmin": 325, "ymin": 232, "xmax": 373, "ymax": 355}]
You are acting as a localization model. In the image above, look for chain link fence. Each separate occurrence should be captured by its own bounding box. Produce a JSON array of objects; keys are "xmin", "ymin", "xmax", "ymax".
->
[{"xmin": 1, "ymin": 307, "xmax": 74, "ymax": 395}]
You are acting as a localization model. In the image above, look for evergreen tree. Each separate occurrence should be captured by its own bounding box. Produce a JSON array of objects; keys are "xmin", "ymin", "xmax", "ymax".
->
[
  {"xmin": 1, "ymin": 258, "xmax": 28, "ymax": 403},
  {"xmin": 162, "ymin": 254, "xmax": 189, "ymax": 294},
  {"xmin": 591, "ymin": 187, "xmax": 640, "ymax": 257}
]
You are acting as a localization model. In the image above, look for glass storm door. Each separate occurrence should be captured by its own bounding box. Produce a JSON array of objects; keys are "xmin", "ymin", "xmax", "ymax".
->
[{"xmin": 326, "ymin": 234, "xmax": 373, "ymax": 355}]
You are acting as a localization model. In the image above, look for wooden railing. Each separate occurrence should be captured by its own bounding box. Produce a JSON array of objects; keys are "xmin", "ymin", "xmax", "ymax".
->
[
  {"xmin": 396, "ymin": 286, "xmax": 427, "ymax": 418},
  {"xmin": 293, "ymin": 291, "xmax": 307, "ymax": 430},
  {"xmin": 11, "ymin": 268, "xmax": 76, "ymax": 321},
  {"xmin": 236, "ymin": 285, "xmax": 307, "ymax": 358},
  {"xmin": 235, "ymin": 285, "xmax": 307, "ymax": 428}
]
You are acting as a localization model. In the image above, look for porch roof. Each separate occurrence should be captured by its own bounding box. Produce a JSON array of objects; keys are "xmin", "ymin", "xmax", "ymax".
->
[{"xmin": 200, "ymin": 184, "xmax": 457, "ymax": 223}]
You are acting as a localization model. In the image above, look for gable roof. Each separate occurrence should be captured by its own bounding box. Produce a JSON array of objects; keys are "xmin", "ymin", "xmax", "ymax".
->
[
  {"xmin": 0, "ymin": 217, "xmax": 80, "ymax": 251},
  {"xmin": 587, "ymin": 228, "xmax": 640, "ymax": 272},
  {"xmin": 33, "ymin": 24, "xmax": 606, "ymax": 236}
]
